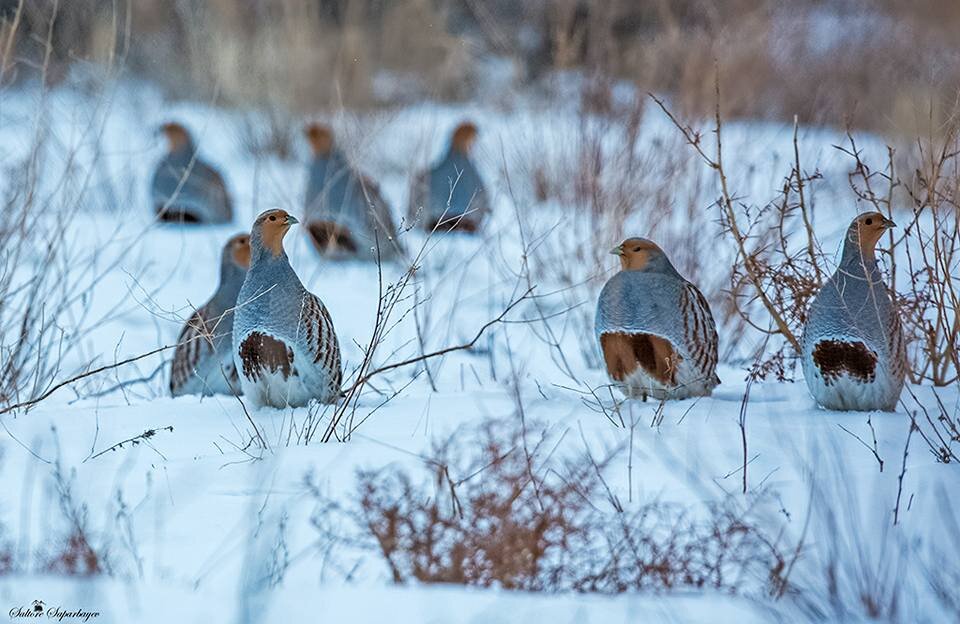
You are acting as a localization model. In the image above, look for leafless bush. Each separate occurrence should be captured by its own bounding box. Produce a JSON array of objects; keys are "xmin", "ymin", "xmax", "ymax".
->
[
  {"xmin": 0, "ymin": 518, "xmax": 13, "ymax": 575},
  {"xmin": 828, "ymin": 118, "xmax": 960, "ymax": 387},
  {"xmin": 654, "ymin": 81, "xmax": 960, "ymax": 385},
  {"xmin": 0, "ymin": 3, "xmax": 187, "ymax": 416},
  {"xmin": 904, "ymin": 387, "xmax": 960, "ymax": 466},
  {"xmin": 2, "ymin": 1, "xmax": 476, "ymax": 111},
  {"xmin": 892, "ymin": 126, "xmax": 960, "ymax": 386},
  {"xmin": 238, "ymin": 106, "xmax": 298, "ymax": 160},
  {"xmin": 784, "ymin": 454, "xmax": 960, "ymax": 623},
  {"xmin": 42, "ymin": 461, "xmax": 108, "ymax": 577},
  {"xmin": 307, "ymin": 418, "xmax": 787, "ymax": 594},
  {"xmin": 0, "ymin": 9, "xmax": 129, "ymax": 411},
  {"xmin": 513, "ymin": 87, "xmax": 718, "ymax": 372},
  {"xmin": 5, "ymin": 1, "xmax": 960, "ymax": 133}
]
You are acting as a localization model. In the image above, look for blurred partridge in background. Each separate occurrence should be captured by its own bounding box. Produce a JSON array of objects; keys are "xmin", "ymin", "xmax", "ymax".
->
[
  {"xmin": 233, "ymin": 208, "xmax": 342, "ymax": 408},
  {"xmin": 408, "ymin": 121, "xmax": 488, "ymax": 233},
  {"xmin": 801, "ymin": 212, "xmax": 906, "ymax": 411},
  {"xmin": 152, "ymin": 122, "xmax": 233, "ymax": 224},
  {"xmin": 303, "ymin": 124, "xmax": 402, "ymax": 261},
  {"xmin": 170, "ymin": 233, "xmax": 250, "ymax": 397},
  {"xmin": 595, "ymin": 238, "xmax": 720, "ymax": 401}
]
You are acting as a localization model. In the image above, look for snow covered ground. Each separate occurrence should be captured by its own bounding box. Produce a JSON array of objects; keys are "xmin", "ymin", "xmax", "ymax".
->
[{"xmin": 0, "ymin": 78, "xmax": 957, "ymax": 623}]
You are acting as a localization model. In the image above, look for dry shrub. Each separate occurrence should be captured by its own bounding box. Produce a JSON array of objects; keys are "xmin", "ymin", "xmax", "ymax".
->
[
  {"xmin": 1, "ymin": 1, "xmax": 475, "ymax": 111},
  {"xmin": 0, "ymin": 4, "xmax": 157, "ymax": 414},
  {"xmin": 905, "ymin": 388, "xmax": 960, "ymax": 465},
  {"xmin": 45, "ymin": 530, "xmax": 102, "ymax": 577},
  {"xmin": 237, "ymin": 105, "xmax": 299, "ymax": 160},
  {"xmin": 514, "ymin": 87, "xmax": 718, "ymax": 371},
  {"xmin": 838, "ymin": 119, "xmax": 960, "ymax": 387},
  {"xmin": 0, "ymin": 520, "xmax": 13, "ymax": 575},
  {"xmin": 42, "ymin": 462, "xmax": 107, "ymax": 577},
  {"xmin": 0, "ymin": 114, "xmax": 133, "ymax": 410},
  {"xmin": 786, "ymin": 454, "xmax": 960, "ymax": 623},
  {"xmin": 894, "ymin": 128, "xmax": 960, "ymax": 386},
  {"xmin": 308, "ymin": 419, "xmax": 787, "ymax": 594},
  {"xmin": 654, "ymin": 88, "xmax": 960, "ymax": 385},
  {"xmin": 4, "ymin": 1, "xmax": 960, "ymax": 132}
]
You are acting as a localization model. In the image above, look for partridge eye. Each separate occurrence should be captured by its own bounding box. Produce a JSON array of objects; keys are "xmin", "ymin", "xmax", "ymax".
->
[
  {"xmin": 633, "ymin": 247, "xmax": 642, "ymax": 252},
  {"xmin": 269, "ymin": 215, "xmax": 277, "ymax": 222},
  {"xmin": 865, "ymin": 218, "xmax": 873, "ymax": 225}
]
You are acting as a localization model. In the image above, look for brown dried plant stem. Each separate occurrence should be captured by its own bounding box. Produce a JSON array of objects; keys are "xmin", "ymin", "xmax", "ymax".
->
[
  {"xmin": 0, "ymin": 339, "xmax": 200, "ymax": 417},
  {"xmin": 321, "ymin": 286, "xmax": 535, "ymax": 443},
  {"xmin": 649, "ymin": 79, "xmax": 801, "ymax": 352}
]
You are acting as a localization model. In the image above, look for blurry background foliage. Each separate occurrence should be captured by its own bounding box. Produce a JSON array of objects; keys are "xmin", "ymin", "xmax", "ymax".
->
[{"xmin": 0, "ymin": 0, "xmax": 957, "ymax": 137}]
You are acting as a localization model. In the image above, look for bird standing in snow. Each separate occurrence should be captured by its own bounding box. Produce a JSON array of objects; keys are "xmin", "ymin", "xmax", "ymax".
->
[
  {"xmin": 303, "ymin": 124, "xmax": 402, "ymax": 261},
  {"xmin": 596, "ymin": 238, "xmax": 720, "ymax": 401},
  {"xmin": 801, "ymin": 212, "xmax": 906, "ymax": 411},
  {"xmin": 170, "ymin": 233, "xmax": 251, "ymax": 397},
  {"xmin": 233, "ymin": 209, "xmax": 342, "ymax": 407},
  {"xmin": 152, "ymin": 122, "xmax": 233, "ymax": 224},
  {"xmin": 408, "ymin": 121, "xmax": 488, "ymax": 233}
]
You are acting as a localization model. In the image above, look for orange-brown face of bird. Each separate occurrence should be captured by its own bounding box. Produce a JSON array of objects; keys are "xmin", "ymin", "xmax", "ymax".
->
[
  {"xmin": 305, "ymin": 123, "xmax": 333, "ymax": 157},
  {"xmin": 451, "ymin": 122, "xmax": 478, "ymax": 154},
  {"xmin": 255, "ymin": 209, "xmax": 299, "ymax": 257},
  {"xmin": 850, "ymin": 212, "xmax": 895, "ymax": 259},
  {"xmin": 229, "ymin": 234, "xmax": 251, "ymax": 269},
  {"xmin": 611, "ymin": 238, "xmax": 663, "ymax": 271},
  {"xmin": 160, "ymin": 122, "xmax": 191, "ymax": 153}
]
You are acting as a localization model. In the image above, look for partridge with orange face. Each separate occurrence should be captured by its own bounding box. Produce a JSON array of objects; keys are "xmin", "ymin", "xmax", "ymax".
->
[
  {"xmin": 233, "ymin": 209, "xmax": 342, "ymax": 407},
  {"xmin": 408, "ymin": 121, "xmax": 488, "ymax": 233},
  {"xmin": 170, "ymin": 234, "xmax": 250, "ymax": 397},
  {"xmin": 303, "ymin": 124, "xmax": 402, "ymax": 260},
  {"xmin": 152, "ymin": 122, "xmax": 233, "ymax": 224},
  {"xmin": 595, "ymin": 238, "xmax": 720, "ymax": 400},
  {"xmin": 801, "ymin": 212, "xmax": 906, "ymax": 411}
]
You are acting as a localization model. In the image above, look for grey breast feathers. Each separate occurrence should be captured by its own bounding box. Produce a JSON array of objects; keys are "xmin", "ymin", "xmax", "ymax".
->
[
  {"xmin": 236, "ymin": 292, "xmax": 342, "ymax": 390},
  {"xmin": 597, "ymin": 274, "xmax": 718, "ymax": 386}
]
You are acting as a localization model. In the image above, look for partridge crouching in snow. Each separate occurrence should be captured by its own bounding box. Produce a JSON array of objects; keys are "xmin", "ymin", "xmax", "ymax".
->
[
  {"xmin": 170, "ymin": 233, "xmax": 250, "ymax": 397},
  {"xmin": 408, "ymin": 121, "xmax": 488, "ymax": 233},
  {"xmin": 152, "ymin": 122, "xmax": 233, "ymax": 224},
  {"xmin": 233, "ymin": 209, "xmax": 342, "ymax": 407},
  {"xmin": 801, "ymin": 212, "xmax": 906, "ymax": 411},
  {"xmin": 595, "ymin": 238, "xmax": 720, "ymax": 401},
  {"xmin": 303, "ymin": 124, "xmax": 402, "ymax": 261}
]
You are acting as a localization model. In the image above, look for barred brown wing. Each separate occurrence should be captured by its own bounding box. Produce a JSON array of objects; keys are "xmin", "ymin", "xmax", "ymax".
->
[{"xmin": 679, "ymin": 283, "xmax": 719, "ymax": 380}]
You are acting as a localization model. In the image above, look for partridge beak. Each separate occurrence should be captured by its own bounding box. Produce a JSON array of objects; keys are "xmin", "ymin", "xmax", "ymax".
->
[
  {"xmin": 883, "ymin": 216, "xmax": 897, "ymax": 229},
  {"xmin": 610, "ymin": 244, "xmax": 624, "ymax": 256},
  {"xmin": 286, "ymin": 214, "xmax": 299, "ymax": 226}
]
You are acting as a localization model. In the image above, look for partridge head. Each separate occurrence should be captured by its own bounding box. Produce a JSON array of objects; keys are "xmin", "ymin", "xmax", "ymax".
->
[
  {"xmin": 451, "ymin": 121, "xmax": 478, "ymax": 155},
  {"xmin": 251, "ymin": 208, "xmax": 300, "ymax": 260}
]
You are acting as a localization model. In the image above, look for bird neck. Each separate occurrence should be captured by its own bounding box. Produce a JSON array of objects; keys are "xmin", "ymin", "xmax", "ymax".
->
[
  {"xmin": 167, "ymin": 141, "xmax": 196, "ymax": 162},
  {"xmin": 215, "ymin": 260, "xmax": 246, "ymax": 299},
  {"xmin": 445, "ymin": 145, "xmax": 469, "ymax": 162},
  {"xmin": 839, "ymin": 237, "xmax": 878, "ymax": 277},
  {"xmin": 623, "ymin": 255, "xmax": 681, "ymax": 278},
  {"xmin": 250, "ymin": 244, "xmax": 288, "ymax": 267}
]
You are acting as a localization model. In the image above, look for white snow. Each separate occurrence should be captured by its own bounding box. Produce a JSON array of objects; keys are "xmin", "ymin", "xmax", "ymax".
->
[{"xmin": 0, "ymin": 77, "xmax": 956, "ymax": 623}]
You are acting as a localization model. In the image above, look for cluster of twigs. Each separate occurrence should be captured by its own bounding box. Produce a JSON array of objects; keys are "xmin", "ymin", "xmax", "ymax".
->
[
  {"xmin": 650, "ymin": 85, "xmax": 824, "ymax": 375},
  {"xmin": 0, "ymin": 0, "xmax": 144, "ymax": 416},
  {"xmin": 653, "ymin": 70, "xmax": 960, "ymax": 388},
  {"xmin": 307, "ymin": 418, "xmax": 788, "ymax": 594},
  {"xmin": 518, "ymin": 84, "xmax": 716, "ymax": 373},
  {"xmin": 891, "ymin": 128, "xmax": 960, "ymax": 386}
]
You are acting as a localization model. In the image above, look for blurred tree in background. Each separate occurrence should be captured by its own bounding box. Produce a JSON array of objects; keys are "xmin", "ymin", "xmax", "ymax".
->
[{"xmin": 0, "ymin": 0, "xmax": 958, "ymax": 136}]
